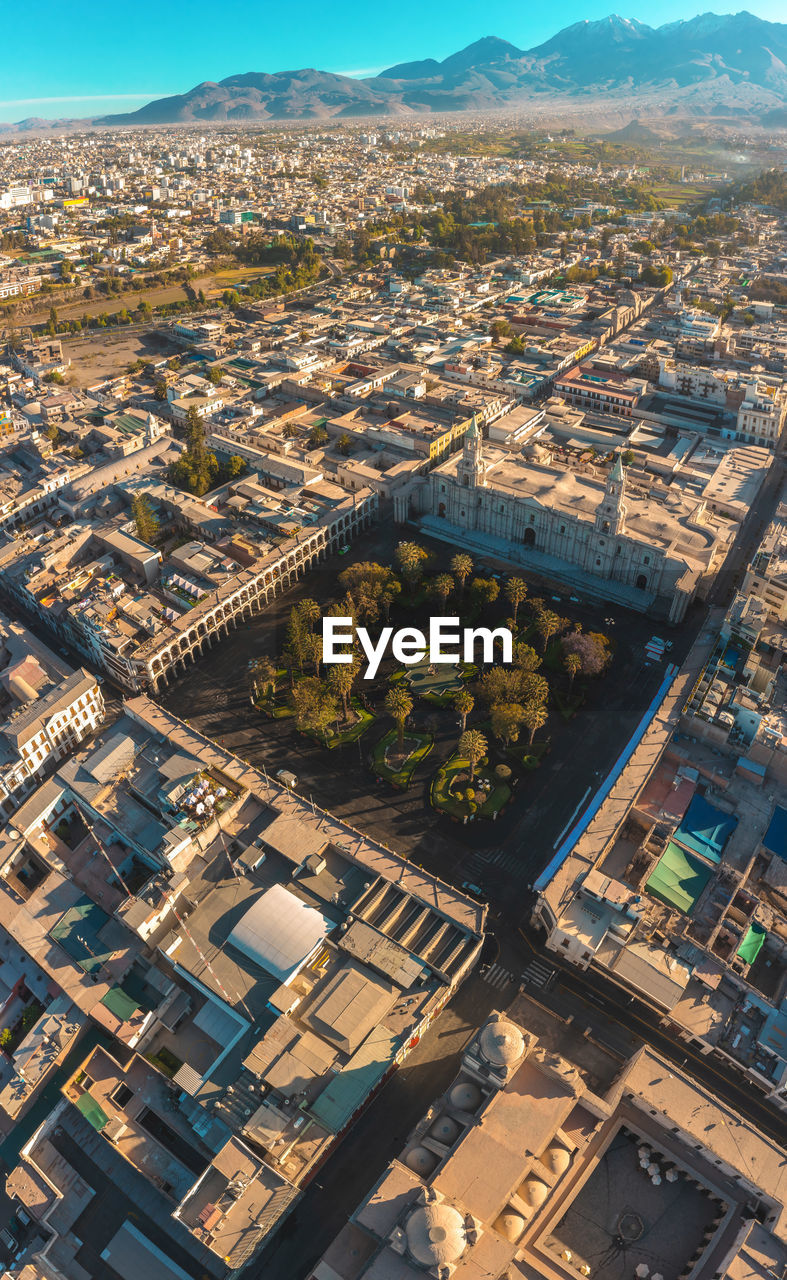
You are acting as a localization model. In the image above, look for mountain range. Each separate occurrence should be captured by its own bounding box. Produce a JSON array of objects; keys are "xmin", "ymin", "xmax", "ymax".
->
[
  {"xmin": 4, "ymin": 11, "xmax": 787, "ymax": 133},
  {"xmin": 93, "ymin": 12, "xmax": 787, "ymax": 126}
]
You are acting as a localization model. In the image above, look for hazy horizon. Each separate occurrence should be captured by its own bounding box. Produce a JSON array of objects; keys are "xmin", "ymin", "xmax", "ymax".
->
[{"xmin": 2, "ymin": 3, "xmax": 786, "ymax": 123}]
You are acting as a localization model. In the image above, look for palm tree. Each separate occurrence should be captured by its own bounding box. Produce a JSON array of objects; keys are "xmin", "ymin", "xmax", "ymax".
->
[
  {"xmin": 521, "ymin": 702, "xmax": 548, "ymax": 746},
  {"xmin": 505, "ymin": 577, "xmax": 527, "ymax": 624},
  {"xmin": 328, "ymin": 660, "xmax": 357, "ymax": 723},
  {"xmin": 536, "ymin": 609, "xmax": 561, "ymax": 653},
  {"xmin": 453, "ymin": 689, "xmax": 474, "ymax": 733},
  {"xmin": 459, "ymin": 729, "xmax": 487, "ymax": 782},
  {"xmin": 564, "ymin": 652, "xmax": 582, "ymax": 690},
  {"xmin": 384, "ymin": 685, "xmax": 413, "ymax": 748},
  {"xmin": 297, "ymin": 598, "xmax": 321, "ymax": 631},
  {"xmin": 395, "ymin": 541, "xmax": 427, "ymax": 591},
  {"xmin": 430, "ymin": 573, "xmax": 454, "ymax": 609},
  {"xmin": 450, "ymin": 553, "xmax": 473, "ymax": 596}
]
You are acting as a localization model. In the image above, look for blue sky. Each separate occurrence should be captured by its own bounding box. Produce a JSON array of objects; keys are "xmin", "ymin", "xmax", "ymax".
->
[{"xmin": 2, "ymin": 0, "xmax": 784, "ymax": 121}]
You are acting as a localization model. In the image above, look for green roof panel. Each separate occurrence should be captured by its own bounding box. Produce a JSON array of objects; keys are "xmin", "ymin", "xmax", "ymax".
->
[
  {"xmin": 101, "ymin": 986, "xmax": 140, "ymax": 1022},
  {"xmin": 645, "ymin": 842, "xmax": 713, "ymax": 916},
  {"xmin": 76, "ymin": 1093, "xmax": 109, "ymax": 1132}
]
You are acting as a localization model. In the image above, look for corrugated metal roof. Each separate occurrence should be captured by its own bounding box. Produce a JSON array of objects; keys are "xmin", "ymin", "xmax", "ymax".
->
[{"xmin": 308, "ymin": 1024, "xmax": 398, "ymax": 1133}]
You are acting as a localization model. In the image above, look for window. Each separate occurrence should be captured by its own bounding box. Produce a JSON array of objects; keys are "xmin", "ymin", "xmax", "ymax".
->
[
  {"xmin": 643, "ymin": 555, "xmax": 650, "ymax": 565},
  {"xmin": 111, "ymin": 1083, "xmax": 133, "ymax": 1108},
  {"xmin": 560, "ymin": 524, "xmax": 565, "ymax": 534}
]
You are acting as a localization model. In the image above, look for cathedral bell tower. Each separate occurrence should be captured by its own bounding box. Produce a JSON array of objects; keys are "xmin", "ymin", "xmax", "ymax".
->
[
  {"xmin": 458, "ymin": 413, "xmax": 484, "ymax": 488},
  {"xmin": 595, "ymin": 452, "xmax": 627, "ymax": 536}
]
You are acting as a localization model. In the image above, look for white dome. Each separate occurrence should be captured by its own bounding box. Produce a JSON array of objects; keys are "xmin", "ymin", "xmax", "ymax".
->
[
  {"xmin": 494, "ymin": 1209, "xmax": 526, "ymax": 1243},
  {"xmin": 521, "ymin": 1176, "xmax": 549, "ymax": 1207},
  {"xmin": 479, "ymin": 1018, "xmax": 525, "ymax": 1068},
  {"xmin": 544, "ymin": 1144, "xmax": 571, "ymax": 1175},
  {"xmin": 405, "ymin": 1146, "xmax": 438, "ymax": 1175},
  {"xmin": 405, "ymin": 1203, "xmax": 467, "ymax": 1267},
  {"xmin": 450, "ymin": 1082, "xmax": 481, "ymax": 1111},
  {"xmin": 430, "ymin": 1115, "xmax": 460, "ymax": 1144}
]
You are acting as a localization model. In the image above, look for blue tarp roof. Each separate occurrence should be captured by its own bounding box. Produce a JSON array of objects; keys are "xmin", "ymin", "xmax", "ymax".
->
[
  {"xmin": 763, "ymin": 806, "xmax": 787, "ymax": 861},
  {"xmin": 674, "ymin": 793, "xmax": 737, "ymax": 865}
]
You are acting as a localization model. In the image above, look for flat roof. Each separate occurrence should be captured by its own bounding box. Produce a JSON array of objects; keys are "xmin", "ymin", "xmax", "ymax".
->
[{"xmin": 101, "ymin": 1221, "xmax": 195, "ymax": 1280}]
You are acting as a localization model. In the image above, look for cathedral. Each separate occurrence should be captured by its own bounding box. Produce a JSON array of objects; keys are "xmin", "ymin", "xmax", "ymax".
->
[{"xmin": 398, "ymin": 417, "xmax": 729, "ymax": 623}]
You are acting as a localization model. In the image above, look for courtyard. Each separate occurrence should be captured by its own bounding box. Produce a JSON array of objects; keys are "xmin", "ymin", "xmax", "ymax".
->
[{"xmin": 549, "ymin": 1127, "xmax": 724, "ymax": 1279}]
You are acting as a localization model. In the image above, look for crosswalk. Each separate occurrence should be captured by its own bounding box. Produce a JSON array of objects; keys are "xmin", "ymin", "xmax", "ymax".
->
[
  {"xmin": 522, "ymin": 959, "xmax": 557, "ymax": 991},
  {"xmin": 480, "ymin": 962, "xmax": 517, "ymax": 991},
  {"xmin": 463, "ymin": 845, "xmax": 522, "ymax": 883}
]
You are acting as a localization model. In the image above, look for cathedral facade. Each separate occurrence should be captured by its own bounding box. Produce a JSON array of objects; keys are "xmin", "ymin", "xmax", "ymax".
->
[{"xmin": 401, "ymin": 418, "xmax": 726, "ymax": 623}]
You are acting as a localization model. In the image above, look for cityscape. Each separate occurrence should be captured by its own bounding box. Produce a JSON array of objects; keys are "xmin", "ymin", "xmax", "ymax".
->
[{"xmin": 0, "ymin": 6, "xmax": 786, "ymax": 1280}]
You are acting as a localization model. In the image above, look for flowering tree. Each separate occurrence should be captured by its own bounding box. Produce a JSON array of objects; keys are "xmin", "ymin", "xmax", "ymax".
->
[{"xmin": 561, "ymin": 631, "xmax": 610, "ymax": 676}]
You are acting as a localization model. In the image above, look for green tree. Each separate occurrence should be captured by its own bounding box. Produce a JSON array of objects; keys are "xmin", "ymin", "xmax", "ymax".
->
[
  {"xmin": 131, "ymin": 493, "xmax": 159, "ymax": 544},
  {"xmin": 505, "ymin": 577, "xmax": 527, "ymax": 623},
  {"xmin": 384, "ymin": 685, "xmax": 413, "ymax": 748},
  {"xmin": 250, "ymin": 656, "xmax": 277, "ymax": 700},
  {"xmin": 309, "ymin": 425, "xmax": 329, "ymax": 447},
  {"xmin": 336, "ymin": 433, "xmax": 352, "ymax": 455},
  {"xmin": 458, "ymin": 729, "xmax": 487, "ymax": 782},
  {"xmin": 206, "ymin": 366, "xmax": 223, "ymax": 385},
  {"xmin": 153, "ymin": 379, "xmax": 168, "ymax": 401},
  {"xmin": 470, "ymin": 576, "xmax": 499, "ymax": 608},
  {"xmin": 339, "ymin": 561, "xmax": 400, "ymax": 624},
  {"xmin": 453, "ymin": 689, "xmax": 474, "ymax": 733},
  {"xmin": 291, "ymin": 677, "xmax": 338, "ymax": 743},
  {"xmin": 512, "ymin": 642, "xmax": 541, "ymax": 673},
  {"xmin": 222, "ymin": 454, "xmax": 246, "ymax": 480},
  {"xmin": 490, "ymin": 702, "xmax": 526, "ymax": 746}
]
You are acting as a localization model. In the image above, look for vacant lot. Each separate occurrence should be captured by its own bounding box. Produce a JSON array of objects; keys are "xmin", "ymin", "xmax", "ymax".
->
[{"xmin": 61, "ymin": 328, "xmax": 181, "ymax": 387}]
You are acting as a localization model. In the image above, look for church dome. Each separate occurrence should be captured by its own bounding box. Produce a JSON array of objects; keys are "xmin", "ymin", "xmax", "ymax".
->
[
  {"xmin": 430, "ymin": 1115, "xmax": 460, "ymax": 1145},
  {"xmin": 521, "ymin": 1176, "xmax": 549, "ymax": 1207},
  {"xmin": 450, "ymin": 1082, "xmax": 481, "ymax": 1111},
  {"xmin": 479, "ymin": 1018, "xmax": 525, "ymax": 1068},
  {"xmin": 543, "ymin": 1144, "xmax": 571, "ymax": 1175},
  {"xmin": 405, "ymin": 1146, "xmax": 438, "ymax": 1176},
  {"xmin": 494, "ymin": 1208, "xmax": 526, "ymax": 1243},
  {"xmin": 405, "ymin": 1203, "xmax": 467, "ymax": 1268}
]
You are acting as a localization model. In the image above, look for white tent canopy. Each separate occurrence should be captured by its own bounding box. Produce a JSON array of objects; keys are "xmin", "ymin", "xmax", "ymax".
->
[{"xmin": 228, "ymin": 884, "xmax": 332, "ymax": 983}]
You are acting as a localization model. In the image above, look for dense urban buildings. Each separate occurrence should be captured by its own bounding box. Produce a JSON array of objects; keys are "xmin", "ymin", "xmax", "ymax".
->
[
  {"xmin": 0, "ymin": 97, "xmax": 784, "ymax": 1280},
  {"xmin": 312, "ymin": 1002, "xmax": 787, "ymax": 1280}
]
